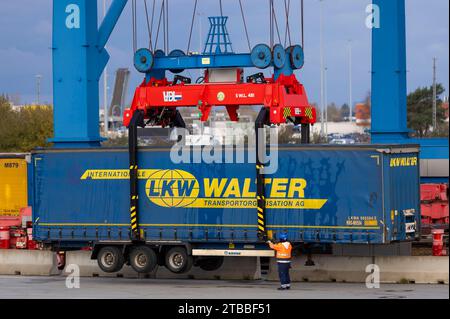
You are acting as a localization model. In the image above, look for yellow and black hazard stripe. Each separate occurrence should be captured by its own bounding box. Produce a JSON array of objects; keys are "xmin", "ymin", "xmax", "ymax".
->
[
  {"xmin": 283, "ymin": 107, "xmax": 292, "ymax": 119},
  {"xmin": 130, "ymin": 204, "xmax": 138, "ymax": 231},
  {"xmin": 305, "ymin": 107, "xmax": 314, "ymax": 120},
  {"xmin": 256, "ymin": 164, "xmax": 267, "ymax": 237},
  {"xmin": 130, "ymin": 199, "xmax": 139, "ymax": 234},
  {"xmin": 257, "ymin": 199, "xmax": 266, "ymax": 233},
  {"xmin": 129, "ymin": 164, "xmax": 140, "ymax": 239}
]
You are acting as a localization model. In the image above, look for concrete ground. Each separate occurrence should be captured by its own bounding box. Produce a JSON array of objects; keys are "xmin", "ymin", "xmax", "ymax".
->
[{"xmin": 0, "ymin": 276, "xmax": 448, "ymax": 299}]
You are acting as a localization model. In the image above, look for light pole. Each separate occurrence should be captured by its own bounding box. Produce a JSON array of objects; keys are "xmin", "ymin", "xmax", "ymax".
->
[
  {"xmin": 325, "ymin": 66, "xmax": 328, "ymax": 138},
  {"xmin": 319, "ymin": 0, "xmax": 325, "ymax": 136},
  {"xmin": 432, "ymin": 57, "xmax": 437, "ymax": 131},
  {"xmin": 35, "ymin": 75, "xmax": 42, "ymax": 105},
  {"xmin": 103, "ymin": 0, "xmax": 109, "ymax": 135},
  {"xmin": 348, "ymin": 40, "xmax": 353, "ymax": 123},
  {"xmin": 197, "ymin": 11, "xmax": 204, "ymax": 53}
]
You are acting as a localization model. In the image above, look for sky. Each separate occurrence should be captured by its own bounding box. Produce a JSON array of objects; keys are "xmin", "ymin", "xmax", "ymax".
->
[{"xmin": 0, "ymin": 0, "xmax": 448, "ymax": 109}]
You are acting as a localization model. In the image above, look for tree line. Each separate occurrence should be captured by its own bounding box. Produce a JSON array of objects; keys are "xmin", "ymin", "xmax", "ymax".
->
[{"xmin": 0, "ymin": 95, "xmax": 53, "ymax": 152}]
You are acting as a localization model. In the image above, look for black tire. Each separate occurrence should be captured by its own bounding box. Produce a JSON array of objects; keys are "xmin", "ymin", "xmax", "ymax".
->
[
  {"xmin": 165, "ymin": 247, "xmax": 193, "ymax": 274},
  {"xmin": 129, "ymin": 246, "xmax": 158, "ymax": 273},
  {"xmin": 97, "ymin": 246, "xmax": 125, "ymax": 273},
  {"xmin": 198, "ymin": 257, "xmax": 224, "ymax": 272}
]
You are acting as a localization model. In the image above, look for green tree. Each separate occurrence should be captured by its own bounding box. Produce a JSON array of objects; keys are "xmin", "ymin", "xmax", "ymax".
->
[
  {"xmin": 327, "ymin": 103, "xmax": 342, "ymax": 122},
  {"xmin": 407, "ymin": 84, "xmax": 447, "ymax": 137},
  {"xmin": 340, "ymin": 103, "xmax": 350, "ymax": 119},
  {"xmin": 277, "ymin": 125, "xmax": 299, "ymax": 144},
  {"xmin": 0, "ymin": 96, "xmax": 54, "ymax": 152}
]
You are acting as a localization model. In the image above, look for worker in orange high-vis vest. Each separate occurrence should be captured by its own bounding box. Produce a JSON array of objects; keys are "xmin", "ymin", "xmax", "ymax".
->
[{"xmin": 268, "ymin": 233, "xmax": 292, "ymax": 290}]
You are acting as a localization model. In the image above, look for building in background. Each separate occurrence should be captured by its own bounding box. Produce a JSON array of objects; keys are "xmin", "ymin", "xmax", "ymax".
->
[
  {"xmin": 442, "ymin": 97, "xmax": 449, "ymax": 122},
  {"xmin": 109, "ymin": 68, "xmax": 130, "ymax": 129},
  {"xmin": 355, "ymin": 103, "xmax": 371, "ymax": 127},
  {"xmin": 100, "ymin": 68, "xmax": 130, "ymax": 133}
]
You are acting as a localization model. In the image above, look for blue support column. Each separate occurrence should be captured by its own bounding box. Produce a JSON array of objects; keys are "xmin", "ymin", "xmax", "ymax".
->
[
  {"xmin": 371, "ymin": 0, "xmax": 410, "ymax": 143},
  {"xmin": 370, "ymin": 0, "xmax": 448, "ymax": 182},
  {"xmin": 50, "ymin": 0, "xmax": 127, "ymax": 147}
]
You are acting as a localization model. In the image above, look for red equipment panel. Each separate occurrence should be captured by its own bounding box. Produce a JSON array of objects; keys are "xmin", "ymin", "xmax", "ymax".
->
[{"xmin": 124, "ymin": 74, "xmax": 317, "ymax": 127}]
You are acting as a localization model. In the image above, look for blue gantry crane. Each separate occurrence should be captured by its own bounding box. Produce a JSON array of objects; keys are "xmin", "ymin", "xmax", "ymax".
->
[
  {"xmin": 371, "ymin": 0, "xmax": 449, "ymax": 183},
  {"xmin": 50, "ymin": 0, "xmax": 448, "ymax": 182}
]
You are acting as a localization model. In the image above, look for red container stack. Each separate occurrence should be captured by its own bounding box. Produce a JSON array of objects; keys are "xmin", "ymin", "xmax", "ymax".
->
[
  {"xmin": 26, "ymin": 224, "xmax": 38, "ymax": 250},
  {"xmin": 0, "ymin": 226, "xmax": 10, "ymax": 249},
  {"xmin": 432, "ymin": 229, "xmax": 446, "ymax": 256},
  {"xmin": 421, "ymin": 184, "xmax": 449, "ymax": 228},
  {"xmin": 0, "ymin": 207, "xmax": 41, "ymax": 250}
]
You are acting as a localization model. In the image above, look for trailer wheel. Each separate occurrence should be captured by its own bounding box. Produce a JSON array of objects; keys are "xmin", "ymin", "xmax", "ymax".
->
[
  {"xmin": 129, "ymin": 246, "xmax": 157, "ymax": 273},
  {"xmin": 97, "ymin": 246, "xmax": 125, "ymax": 273},
  {"xmin": 165, "ymin": 247, "xmax": 193, "ymax": 274},
  {"xmin": 198, "ymin": 257, "xmax": 224, "ymax": 272}
]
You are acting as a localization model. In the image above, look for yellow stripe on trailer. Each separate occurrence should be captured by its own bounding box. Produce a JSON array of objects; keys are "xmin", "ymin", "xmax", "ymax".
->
[{"xmin": 0, "ymin": 158, "xmax": 28, "ymax": 216}]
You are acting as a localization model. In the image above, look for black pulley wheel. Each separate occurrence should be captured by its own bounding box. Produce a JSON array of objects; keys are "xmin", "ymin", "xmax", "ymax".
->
[
  {"xmin": 272, "ymin": 44, "xmax": 286, "ymax": 69},
  {"xmin": 168, "ymin": 49, "xmax": 186, "ymax": 74},
  {"xmin": 133, "ymin": 48, "xmax": 154, "ymax": 73},
  {"xmin": 251, "ymin": 44, "xmax": 272, "ymax": 69}
]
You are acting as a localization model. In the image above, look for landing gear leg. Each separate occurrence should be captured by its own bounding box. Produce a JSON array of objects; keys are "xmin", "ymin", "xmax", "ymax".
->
[
  {"xmin": 304, "ymin": 244, "xmax": 315, "ymax": 266},
  {"xmin": 255, "ymin": 108, "xmax": 270, "ymax": 241},
  {"xmin": 301, "ymin": 123, "xmax": 310, "ymax": 144},
  {"xmin": 128, "ymin": 110, "xmax": 145, "ymax": 241},
  {"xmin": 171, "ymin": 110, "xmax": 187, "ymax": 142}
]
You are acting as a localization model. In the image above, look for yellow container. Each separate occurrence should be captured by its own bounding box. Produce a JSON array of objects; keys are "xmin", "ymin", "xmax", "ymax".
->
[{"xmin": 0, "ymin": 156, "xmax": 28, "ymax": 216}]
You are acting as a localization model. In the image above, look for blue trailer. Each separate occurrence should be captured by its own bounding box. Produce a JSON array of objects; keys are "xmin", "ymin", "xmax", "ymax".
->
[{"xmin": 29, "ymin": 145, "xmax": 420, "ymax": 274}]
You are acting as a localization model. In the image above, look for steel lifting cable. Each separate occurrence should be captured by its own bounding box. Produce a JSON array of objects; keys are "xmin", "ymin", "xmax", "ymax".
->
[
  {"xmin": 154, "ymin": 0, "xmax": 164, "ymax": 51},
  {"xmin": 162, "ymin": 0, "xmax": 166, "ymax": 53},
  {"xmin": 301, "ymin": 0, "xmax": 304, "ymax": 49},
  {"xmin": 150, "ymin": 0, "xmax": 156, "ymax": 48},
  {"xmin": 283, "ymin": 0, "xmax": 292, "ymax": 47},
  {"xmin": 187, "ymin": 0, "xmax": 198, "ymax": 53},
  {"xmin": 132, "ymin": 0, "xmax": 137, "ymax": 53},
  {"xmin": 269, "ymin": 0, "xmax": 274, "ymax": 48},
  {"xmin": 271, "ymin": 4, "xmax": 282, "ymax": 44},
  {"xmin": 165, "ymin": 0, "xmax": 170, "ymax": 53},
  {"xmin": 238, "ymin": 0, "xmax": 252, "ymax": 52},
  {"xmin": 143, "ymin": 0, "xmax": 153, "ymax": 50},
  {"xmin": 219, "ymin": 0, "xmax": 224, "ymax": 17}
]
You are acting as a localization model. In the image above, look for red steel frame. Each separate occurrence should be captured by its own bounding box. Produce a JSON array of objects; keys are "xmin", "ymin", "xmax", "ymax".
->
[{"xmin": 123, "ymin": 73, "xmax": 317, "ymax": 127}]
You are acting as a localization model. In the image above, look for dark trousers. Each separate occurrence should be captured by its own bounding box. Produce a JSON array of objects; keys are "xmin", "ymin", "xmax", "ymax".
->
[{"xmin": 277, "ymin": 262, "xmax": 291, "ymax": 287}]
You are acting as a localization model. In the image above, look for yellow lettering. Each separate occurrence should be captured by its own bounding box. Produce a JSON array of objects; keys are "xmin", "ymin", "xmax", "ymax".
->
[
  {"xmin": 204, "ymin": 178, "xmax": 228, "ymax": 197},
  {"xmin": 390, "ymin": 157, "xmax": 418, "ymax": 167},
  {"xmin": 242, "ymin": 178, "xmax": 256, "ymax": 198},
  {"xmin": 223, "ymin": 179, "xmax": 241, "ymax": 198},
  {"xmin": 288, "ymin": 178, "xmax": 307, "ymax": 198},
  {"xmin": 270, "ymin": 178, "xmax": 289, "ymax": 198}
]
